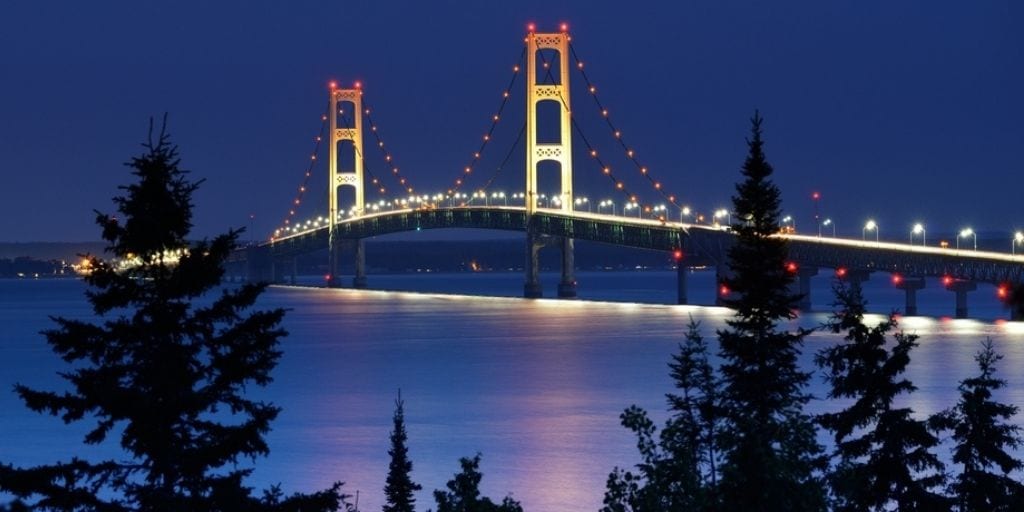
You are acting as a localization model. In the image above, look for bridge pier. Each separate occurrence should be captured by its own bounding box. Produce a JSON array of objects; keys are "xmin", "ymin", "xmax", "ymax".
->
[
  {"xmin": 715, "ymin": 265, "xmax": 735, "ymax": 306},
  {"xmin": 353, "ymin": 239, "xmax": 368, "ymax": 289},
  {"xmin": 524, "ymin": 229, "xmax": 543, "ymax": 298},
  {"xmin": 895, "ymin": 276, "xmax": 926, "ymax": 316},
  {"xmin": 791, "ymin": 266, "xmax": 819, "ymax": 311},
  {"xmin": 676, "ymin": 263, "xmax": 688, "ymax": 305},
  {"xmin": 944, "ymin": 279, "xmax": 977, "ymax": 319},
  {"xmin": 557, "ymin": 237, "xmax": 576, "ymax": 298},
  {"xmin": 246, "ymin": 246, "xmax": 272, "ymax": 283}
]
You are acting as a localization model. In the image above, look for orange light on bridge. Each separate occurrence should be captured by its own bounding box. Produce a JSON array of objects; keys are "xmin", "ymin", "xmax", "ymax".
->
[{"xmin": 998, "ymin": 284, "xmax": 1010, "ymax": 300}]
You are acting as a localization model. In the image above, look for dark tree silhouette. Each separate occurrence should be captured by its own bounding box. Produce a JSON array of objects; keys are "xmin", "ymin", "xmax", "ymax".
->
[
  {"xmin": 0, "ymin": 119, "xmax": 349, "ymax": 511},
  {"xmin": 384, "ymin": 390, "xmax": 421, "ymax": 512},
  {"xmin": 601, "ymin": 319, "xmax": 720, "ymax": 511},
  {"xmin": 714, "ymin": 111, "xmax": 826, "ymax": 511},
  {"xmin": 946, "ymin": 339, "xmax": 1024, "ymax": 511},
  {"xmin": 816, "ymin": 281, "xmax": 949, "ymax": 511},
  {"xmin": 431, "ymin": 454, "xmax": 521, "ymax": 512}
]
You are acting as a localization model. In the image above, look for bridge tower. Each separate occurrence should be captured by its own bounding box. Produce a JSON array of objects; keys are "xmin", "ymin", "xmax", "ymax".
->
[
  {"xmin": 524, "ymin": 27, "xmax": 576, "ymax": 298},
  {"xmin": 328, "ymin": 84, "xmax": 367, "ymax": 288}
]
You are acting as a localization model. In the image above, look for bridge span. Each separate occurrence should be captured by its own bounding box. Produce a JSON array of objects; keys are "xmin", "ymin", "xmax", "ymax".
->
[{"xmin": 228, "ymin": 206, "xmax": 1024, "ymax": 319}]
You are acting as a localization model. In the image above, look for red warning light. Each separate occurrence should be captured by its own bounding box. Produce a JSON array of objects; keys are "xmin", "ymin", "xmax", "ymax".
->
[
  {"xmin": 527, "ymin": 22, "xmax": 536, "ymax": 32},
  {"xmin": 892, "ymin": 274, "xmax": 903, "ymax": 285},
  {"xmin": 785, "ymin": 261, "xmax": 798, "ymax": 273},
  {"xmin": 328, "ymin": 80, "xmax": 338, "ymax": 89},
  {"xmin": 812, "ymin": 191, "xmax": 821, "ymax": 200},
  {"xmin": 943, "ymin": 276, "xmax": 953, "ymax": 286},
  {"xmin": 720, "ymin": 285, "xmax": 730, "ymax": 296},
  {"xmin": 836, "ymin": 267, "xmax": 847, "ymax": 278},
  {"xmin": 560, "ymin": 22, "xmax": 569, "ymax": 32},
  {"xmin": 673, "ymin": 249, "xmax": 683, "ymax": 261},
  {"xmin": 353, "ymin": 81, "xmax": 362, "ymax": 89},
  {"xmin": 998, "ymin": 284, "xmax": 1009, "ymax": 300}
]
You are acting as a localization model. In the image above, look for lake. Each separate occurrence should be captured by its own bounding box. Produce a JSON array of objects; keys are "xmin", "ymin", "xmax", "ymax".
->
[{"xmin": 2, "ymin": 271, "xmax": 1022, "ymax": 510}]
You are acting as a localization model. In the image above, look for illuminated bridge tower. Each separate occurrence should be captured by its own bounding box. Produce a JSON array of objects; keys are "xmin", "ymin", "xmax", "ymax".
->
[
  {"xmin": 328, "ymin": 84, "xmax": 367, "ymax": 288},
  {"xmin": 524, "ymin": 27, "xmax": 576, "ymax": 298}
]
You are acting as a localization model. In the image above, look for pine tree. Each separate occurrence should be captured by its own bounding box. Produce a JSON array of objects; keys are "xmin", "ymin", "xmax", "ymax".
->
[
  {"xmin": 715, "ymin": 111, "xmax": 826, "ymax": 511},
  {"xmin": 384, "ymin": 390, "xmax": 421, "ymax": 512},
  {"xmin": 947, "ymin": 339, "xmax": 1024, "ymax": 511},
  {"xmin": 601, "ymin": 319, "xmax": 720, "ymax": 511},
  {"xmin": 432, "ymin": 454, "xmax": 522, "ymax": 512},
  {"xmin": 0, "ymin": 119, "xmax": 348, "ymax": 511},
  {"xmin": 816, "ymin": 281, "xmax": 950, "ymax": 511}
]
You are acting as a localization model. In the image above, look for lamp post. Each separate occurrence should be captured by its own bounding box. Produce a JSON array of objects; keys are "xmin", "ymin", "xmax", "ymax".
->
[
  {"xmin": 958, "ymin": 228, "xmax": 976, "ymax": 251},
  {"xmin": 911, "ymin": 223, "xmax": 925, "ymax": 246},
  {"xmin": 599, "ymin": 199, "xmax": 616, "ymax": 216},
  {"xmin": 782, "ymin": 215, "xmax": 795, "ymax": 233},
  {"xmin": 574, "ymin": 197, "xmax": 590, "ymax": 212},
  {"xmin": 680, "ymin": 206, "xmax": 692, "ymax": 224},
  {"xmin": 1015, "ymin": 232, "xmax": 1024, "ymax": 255},
  {"xmin": 714, "ymin": 208, "xmax": 731, "ymax": 228},
  {"xmin": 652, "ymin": 204, "xmax": 667, "ymax": 220},
  {"xmin": 863, "ymin": 220, "xmax": 878, "ymax": 242},
  {"xmin": 822, "ymin": 218, "xmax": 835, "ymax": 237}
]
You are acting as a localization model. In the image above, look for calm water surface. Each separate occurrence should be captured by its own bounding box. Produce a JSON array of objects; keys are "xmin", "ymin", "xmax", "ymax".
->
[{"xmin": 2, "ymin": 271, "xmax": 1023, "ymax": 511}]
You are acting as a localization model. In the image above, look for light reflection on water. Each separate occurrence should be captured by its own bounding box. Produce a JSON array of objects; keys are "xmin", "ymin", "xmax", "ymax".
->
[{"xmin": 2, "ymin": 272, "xmax": 1023, "ymax": 511}]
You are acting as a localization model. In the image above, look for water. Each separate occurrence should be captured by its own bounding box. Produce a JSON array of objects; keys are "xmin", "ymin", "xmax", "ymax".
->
[{"xmin": 3, "ymin": 272, "xmax": 1024, "ymax": 511}]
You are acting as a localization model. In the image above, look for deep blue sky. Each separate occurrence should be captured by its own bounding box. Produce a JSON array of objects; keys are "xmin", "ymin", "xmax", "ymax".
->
[{"xmin": 1, "ymin": 1, "xmax": 1021, "ymax": 242}]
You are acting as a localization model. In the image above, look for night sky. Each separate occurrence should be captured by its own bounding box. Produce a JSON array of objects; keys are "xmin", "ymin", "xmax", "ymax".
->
[{"xmin": 2, "ymin": 1, "xmax": 1021, "ymax": 242}]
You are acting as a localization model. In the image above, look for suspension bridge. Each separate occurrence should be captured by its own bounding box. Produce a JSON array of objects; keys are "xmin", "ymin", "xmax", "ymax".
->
[{"xmin": 227, "ymin": 26, "xmax": 1024, "ymax": 319}]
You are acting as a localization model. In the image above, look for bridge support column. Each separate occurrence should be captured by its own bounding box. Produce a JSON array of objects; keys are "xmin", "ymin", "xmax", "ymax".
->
[
  {"xmin": 895, "ymin": 276, "xmax": 926, "ymax": 316},
  {"xmin": 944, "ymin": 279, "xmax": 977, "ymax": 319},
  {"xmin": 246, "ymin": 246, "xmax": 271, "ymax": 283},
  {"xmin": 327, "ymin": 237, "xmax": 343, "ymax": 288},
  {"xmin": 353, "ymin": 239, "xmax": 367, "ymax": 289},
  {"xmin": 557, "ymin": 237, "xmax": 576, "ymax": 298},
  {"xmin": 715, "ymin": 265, "xmax": 735, "ymax": 306},
  {"xmin": 792, "ymin": 266, "xmax": 819, "ymax": 311},
  {"xmin": 288, "ymin": 258, "xmax": 297, "ymax": 285},
  {"xmin": 524, "ymin": 230, "xmax": 543, "ymax": 298},
  {"xmin": 676, "ymin": 263, "xmax": 688, "ymax": 305}
]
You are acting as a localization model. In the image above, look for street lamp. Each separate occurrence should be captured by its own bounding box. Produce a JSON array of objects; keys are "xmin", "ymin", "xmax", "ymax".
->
[
  {"xmin": 714, "ymin": 208, "xmax": 731, "ymax": 228},
  {"xmin": 863, "ymin": 220, "xmax": 878, "ymax": 242},
  {"xmin": 680, "ymin": 206, "xmax": 692, "ymax": 223},
  {"xmin": 599, "ymin": 199, "xmax": 616, "ymax": 215},
  {"xmin": 624, "ymin": 202, "xmax": 641, "ymax": 218},
  {"xmin": 911, "ymin": 223, "xmax": 925, "ymax": 246},
  {"xmin": 822, "ymin": 218, "xmax": 835, "ymax": 237},
  {"xmin": 652, "ymin": 204, "xmax": 667, "ymax": 220},
  {"xmin": 958, "ymin": 228, "xmax": 976, "ymax": 251},
  {"xmin": 492, "ymin": 191, "xmax": 507, "ymax": 206},
  {"xmin": 781, "ymin": 215, "xmax": 795, "ymax": 233},
  {"xmin": 574, "ymin": 197, "xmax": 590, "ymax": 212},
  {"xmin": 1015, "ymin": 232, "xmax": 1024, "ymax": 255}
]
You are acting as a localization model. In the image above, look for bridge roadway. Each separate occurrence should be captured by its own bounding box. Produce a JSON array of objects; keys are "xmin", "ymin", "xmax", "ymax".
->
[{"xmin": 230, "ymin": 206, "xmax": 1024, "ymax": 316}]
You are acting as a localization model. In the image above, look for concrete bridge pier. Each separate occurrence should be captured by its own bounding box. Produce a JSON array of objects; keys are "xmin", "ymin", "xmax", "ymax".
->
[
  {"xmin": 944, "ymin": 279, "xmax": 977, "ymax": 319},
  {"xmin": 715, "ymin": 265, "xmax": 735, "ymax": 306},
  {"xmin": 895, "ymin": 276, "xmax": 926, "ymax": 316},
  {"xmin": 353, "ymin": 239, "xmax": 368, "ymax": 289},
  {"xmin": 792, "ymin": 266, "xmax": 819, "ymax": 311},
  {"xmin": 557, "ymin": 237, "xmax": 577, "ymax": 298},
  {"xmin": 676, "ymin": 263, "xmax": 688, "ymax": 305},
  {"xmin": 524, "ymin": 229, "xmax": 544, "ymax": 298},
  {"xmin": 327, "ymin": 235, "xmax": 343, "ymax": 288}
]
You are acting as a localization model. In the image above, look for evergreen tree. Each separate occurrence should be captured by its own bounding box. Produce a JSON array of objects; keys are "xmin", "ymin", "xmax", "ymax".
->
[
  {"xmin": 0, "ymin": 120, "xmax": 348, "ymax": 511},
  {"xmin": 384, "ymin": 390, "xmax": 421, "ymax": 512},
  {"xmin": 601, "ymin": 319, "xmax": 720, "ymax": 511},
  {"xmin": 816, "ymin": 281, "xmax": 949, "ymax": 511},
  {"xmin": 947, "ymin": 339, "xmax": 1024, "ymax": 511},
  {"xmin": 715, "ymin": 111, "xmax": 826, "ymax": 511},
  {"xmin": 431, "ymin": 454, "xmax": 522, "ymax": 512}
]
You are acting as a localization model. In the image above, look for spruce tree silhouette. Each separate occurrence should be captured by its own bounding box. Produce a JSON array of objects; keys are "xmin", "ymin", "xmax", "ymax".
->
[
  {"xmin": 946, "ymin": 339, "xmax": 1024, "ymax": 511},
  {"xmin": 384, "ymin": 390, "xmax": 421, "ymax": 512},
  {"xmin": 816, "ymin": 282, "xmax": 950, "ymax": 511},
  {"xmin": 431, "ymin": 455, "xmax": 521, "ymax": 512},
  {"xmin": 715, "ymin": 111, "xmax": 826, "ymax": 511},
  {"xmin": 0, "ymin": 118, "xmax": 349, "ymax": 511}
]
